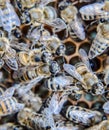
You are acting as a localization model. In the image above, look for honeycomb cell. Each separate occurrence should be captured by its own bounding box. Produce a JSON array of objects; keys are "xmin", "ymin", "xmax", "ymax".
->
[
  {"xmin": 89, "ymin": 58, "xmax": 101, "ymax": 72},
  {"xmin": 69, "ymin": 56, "xmax": 81, "ymax": 66},
  {"xmin": 91, "ymin": 101, "xmax": 104, "ymax": 111},
  {"xmin": 77, "ymin": 101, "xmax": 89, "ymax": 109},
  {"xmin": 84, "ymin": 93, "xmax": 94, "ymax": 102},
  {"xmin": 64, "ymin": 41, "xmax": 76, "ymax": 56},
  {"xmin": 79, "ymin": 42, "xmax": 91, "ymax": 54}
]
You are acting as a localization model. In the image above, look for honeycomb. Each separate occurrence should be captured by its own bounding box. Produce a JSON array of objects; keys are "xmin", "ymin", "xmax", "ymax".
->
[{"xmin": 0, "ymin": 0, "xmax": 109, "ymax": 130}]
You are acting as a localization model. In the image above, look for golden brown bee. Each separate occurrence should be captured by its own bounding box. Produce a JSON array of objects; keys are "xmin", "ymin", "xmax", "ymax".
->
[
  {"xmin": 17, "ymin": 108, "xmax": 56, "ymax": 130},
  {"xmin": 85, "ymin": 120, "xmax": 109, "ymax": 130},
  {"xmin": 0, "ymin": 37, "xmax": 18, "ymax": 70},
  {"xmin": 13, "ymin": 60, "xmax": 60, "ymax": 82},
  {"xmin": 58, "ymin": 0, "xmax": 85, "ymax": 40},
  {"xmin": 0, "ymin": 87, "xmax": 24, "ymax": 117},
  {"xmin": 79, "ymin": 1, "xmax": 109, "ymax": 21},
  {"xmin": 42, "ymin": 36, "xmax": 66, "ymax": 56},
  {"xmin": 89, "ymin": 22, "xmax": 109, "ymax": 59},
  {"xmin": 61, "ymin": 105, "xmax": 103, "ymax": 126},
  {"xmin": 63, "ymin": 49, "xmax": 105, "ymax": 95}
]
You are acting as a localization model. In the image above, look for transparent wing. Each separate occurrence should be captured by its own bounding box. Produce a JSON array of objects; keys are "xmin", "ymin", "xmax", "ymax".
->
[
  {"xmin": 0, "ymin": 87, "xmax": 15, "ymax": 101},
  {"xmin": 46, "ymin": 18, "xmax": 67, "ymax": 32},
  {"xmin": 53, "ymin": 76, "xmax": 73, "ymax": 87},
  {"xmin": 0, "ymin": 59, "xmax": 4, "ymax": 69},
  {"xmin": 5, "ymin": 58, "xmax": 18, "ymax": 71},
  {"xmin": 6, "ymin": 2, "xmax": 21, "ymax": 26},
  {"xmin": 17, "ymin": 75, "xmax": 44, "ymax": 96},
  {"xmin": 40, "ymin": 0, "xmax": 56, "ymax": 7},
  {"xmin": 63, "ymin": 64, "xmax": 85, "ymax": 84},
  {"xmin": 79, "ymin": 49, "xmax": 92, "ymax": 72}
]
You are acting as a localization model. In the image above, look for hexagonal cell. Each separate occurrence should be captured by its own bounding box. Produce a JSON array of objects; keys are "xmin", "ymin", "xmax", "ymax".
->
[
  {"xmin": 69, "ymin": 56, "xmax": 81, "ymax": 66},
  {"xmin": 55, "ymin": 56, "xmax": 67, "ymax": 69},
  {"xmin": 89, "ymin": 58, "xmax": 101, "ymax": 72},
  {"xmin": 84, "ymin": 93, "xmax": 94, "ymax": 102},
  {"xmin": 79, "ymin": 42, "xmax": 91, "ymax": 54},
  {"xmin": 77, "ymin": 101, "xmax": 89, "ymax": 109},
  {"xmin": 91, "ymin": 101, "xmax": 104, "ymax": 111},
  {"xmin": 64, "ymin": 41, "xmax": 76, "ymax": 56}
]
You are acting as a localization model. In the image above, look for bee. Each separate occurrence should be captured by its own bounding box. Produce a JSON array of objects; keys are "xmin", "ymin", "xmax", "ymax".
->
[
  {"xmin": 0, "ymin": 37, "xmax": 18, "ymax": 70},
  {"xmin": 85, "ymin": 120, "xmax": 109, "ymax": 130},
  {"xmin": 55, "ymin": 117, "xmax": 84, "ymax": 130},
  {"xmin": 61, "ymin": 105, "xmax": 103, "ymax": 126},
  {"xmin": 58, "ymin": 0, "xmax": 85, "ymax": 40},
  {"xmin": 79, "ymin": 1, "xmax": 109, "ymax": 21},
  {"xmin": 42, "ymin": 36, "xmax": 66, "ymax": 56},
  {"xmin": 63, "ymin": 49, "xmax": 105, "ymax": 95},
  {"xmin": 13, "ymin": 61, "xmax": 60, "ymax": 82},
  {"xmin": 27, "ymin": 25, "xmax": 51, "ymax": 44},
  {"xmin": 14, "ymin": 0, "xmax": 40, "ymax": 11},
  {"xmin": 0, "ymin": 2, "xmax": 21, "ymax": 35},
  {"xmin": 20, "ymin": 1, "xmax": 66, "ymax": 33},
  {"xmin": 0, "ymin": 87, "xmax": 24, "ymax": 117},
  {"xmin": 13, "ymin": 76, "xmax": 43, "ymax": 111},
  {"xmin": 17, "ymin": 108, "xmax": 56, "ymax": 130},
  {"xmin": 43, "ymin": 75, "xmax": 75, "ymax": 91},
  {"xmin": 89, "ymin": 21, "xmax": 109, "ymax": 59},
  {"xmin": 0, "ymin": 123, "xmax": 25, "ymax": 130}
]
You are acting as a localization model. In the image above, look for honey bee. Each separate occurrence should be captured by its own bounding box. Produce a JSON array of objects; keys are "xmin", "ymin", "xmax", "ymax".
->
[
  {"xmin": 85, "ymin": 120, "xmax": 109, "ymax": 130},
  {"xmin": 55, "ymin": 117, "xmax": 84, "ymax": 130},
  {"xmin": 0, "ymin": 37, "xmax": 18, "ymax": 70},
  {"xmin": 79, "ymin": 1, "xmax": 109, "ymax": 21},
  {"xmin": 0, "ymin": 2, "xmax": 21, "ymax": 34},
  {"xmin": 13, "ymin": 60, "xmax": 60, "ymax": 82},
  {"xmin": 63, "ymin": 49, "xmax": 105, "ymax": 95},
  {"xmin": 89, "ymin": 21, "xmax": 109, "ymax": 59},
  {"xmin": 41, "ymin": 36, "xmax": 66, "ymax": 56},
  {"xmin": 58, "ymin": 0, "xmax": 85, "ymax": 40},
  {"xmin": 14, "ymin": 0, "xmax": 40, "ymax": 11},
  {"xmin": 61, "ymin": 105, "xmax": 103, "ymax": 126},
  {"xmin": 43, "ymin": 75, "xmax": 75, "ymax": 91},
  {"xmin": 17, "ymin": 108, "xmax": 56, "ymax": 130},
  {"xmin": 0, "ymin": 123, "xmax": 25, "ymax": 130},
  {"xmin": 0, "ymin": 87, "xmax": 24, "ymax": 117},
  {"xmin": 27, "ymin": 25, "xmax": 51, "ymax": 44}
]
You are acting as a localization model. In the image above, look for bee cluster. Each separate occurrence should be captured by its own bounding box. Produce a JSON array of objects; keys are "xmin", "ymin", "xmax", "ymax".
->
[{"xmin": 0, "ymin": 0, "xmax": 109, "ymax": 130}]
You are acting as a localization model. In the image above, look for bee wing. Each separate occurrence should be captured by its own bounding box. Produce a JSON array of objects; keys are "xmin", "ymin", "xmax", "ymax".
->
[
  {"xmin": 40, "ymin": 0, "xmax": 56, "ymax": 7},
  {"xmin": 79, "ymin": 49, "xmax": 92, "ymax": 73},
  {"xmin": 5, "ymin": 58, "xmax": 18, "ymax": 71},
  {"xmin": 46, "ymin": 18, "xmax": 67, "ymax": 32},
  {"xmin": 15, "ymin": 103, "xmax": 25, "ymax": 112},
  {"xmin": 104, "ymin": 71, "xmax": 109, "ymax": 85},
  {"xmin": 6, "ymin": 2, "xmax": 21, "ymax": 26},
  {"xmin": 17, "ymin": 75, "xmax": 44, "ymax": 96},
  {"xmin": 63, "ymin": 64, "xmax": 85, "ymax": 84},
  {"xmin": 0, "ymin": 87, "xmax": 16, "ymax": 101}
]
